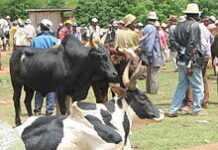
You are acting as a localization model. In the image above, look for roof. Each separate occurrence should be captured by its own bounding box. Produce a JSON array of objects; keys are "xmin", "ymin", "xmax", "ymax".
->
[{"xmin": 26, "ymin": 8, "xmax": 74, "ymax": 12}]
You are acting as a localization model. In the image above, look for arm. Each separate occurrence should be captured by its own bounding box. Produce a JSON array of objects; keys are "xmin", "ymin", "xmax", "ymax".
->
[
  {"xmin": 186, "ymin": 22, "xmax": 201, "ymax": 67},
  {"xmin": 169, "ymin": 26, "xmax": 181, "ymax": 52}
]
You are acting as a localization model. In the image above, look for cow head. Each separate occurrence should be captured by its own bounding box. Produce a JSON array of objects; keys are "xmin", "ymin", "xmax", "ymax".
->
[
  {"xmin": 89, "ymin": 37, "xmax": 118, "ymax": 83},
  {"xmin": 126, "ymin": 89, "xmax": 164, "ymax": 121},
  {"xmin": 111, "ymin": 61, "xmax": 164, "ymax": 121}
]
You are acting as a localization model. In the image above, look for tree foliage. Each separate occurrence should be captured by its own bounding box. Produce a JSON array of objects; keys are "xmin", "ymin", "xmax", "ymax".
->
[{"xmin": 0, "ymin": 0, "xmax": 218, "ymax": 26}]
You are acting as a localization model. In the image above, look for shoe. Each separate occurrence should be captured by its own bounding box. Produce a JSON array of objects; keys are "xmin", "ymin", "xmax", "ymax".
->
[
  {"xmin": 202, "ymin": 102, "xmax": 208, "ymax": 109},
  {"xmin": 34, "ymin": 112, "xmax": 41, "ymax": 116},
  {"xmin": 46, "ymin": 112, "xmax": 53, "ymax": 116},
  {"xmin": 191, "ymin": 110, "xmax": 208, "ymax": 116},
  {"xmin": 165, "ymin": 112, "xmax": 178, "ymax": 117},
  {"xmin": 180, "ymin": 106, "xmax": 192, "ymax": 115}
]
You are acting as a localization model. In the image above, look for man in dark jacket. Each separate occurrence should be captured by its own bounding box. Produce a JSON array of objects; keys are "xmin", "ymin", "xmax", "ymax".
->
[{"xmin": 167, "ymin": 3, "xmax": 206, "ymax": 117}]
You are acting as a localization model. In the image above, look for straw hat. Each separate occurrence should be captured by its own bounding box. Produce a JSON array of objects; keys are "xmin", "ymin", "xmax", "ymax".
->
[
  {"xmin": 147, "ymin": 11, "xmax": 158, "ymax": 20},
  {"xmin": 183, "ymin": 3, "xmax": 201, "ymax": 14},
  {"xmin": 168, "ymin": 15, "xmax": 177, "ymax": 22},
  {"xmin": 122, "ymin": 14, "xmax": 136, "ymax": 27}
]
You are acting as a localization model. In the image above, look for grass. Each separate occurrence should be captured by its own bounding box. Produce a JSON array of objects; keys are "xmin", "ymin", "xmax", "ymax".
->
[{"xmin": 1, "ymin": 52, "xmax": 218, "ymax": 149}]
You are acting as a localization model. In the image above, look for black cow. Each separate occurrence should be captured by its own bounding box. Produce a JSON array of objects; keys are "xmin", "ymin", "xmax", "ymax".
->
[{"xmin": 10, "ymin": 34, "xmax": 118, "ymax": 126}]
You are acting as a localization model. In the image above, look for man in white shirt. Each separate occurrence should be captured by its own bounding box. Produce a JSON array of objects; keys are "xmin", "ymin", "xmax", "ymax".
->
[{"xmin": 24, "ymin": 19, "xmax": 36, "ymax": 45}]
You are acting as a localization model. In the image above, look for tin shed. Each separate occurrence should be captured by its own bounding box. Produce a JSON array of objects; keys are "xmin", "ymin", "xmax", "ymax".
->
[{"xmin": 26, "ymin": 8, "xmax": 74, "ymax": 31}]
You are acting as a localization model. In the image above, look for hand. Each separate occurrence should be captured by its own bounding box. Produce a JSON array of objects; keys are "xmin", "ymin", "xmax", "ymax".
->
[{"xmin": 186, "ymin": 68, "xmax": 193, "ymax": 76}]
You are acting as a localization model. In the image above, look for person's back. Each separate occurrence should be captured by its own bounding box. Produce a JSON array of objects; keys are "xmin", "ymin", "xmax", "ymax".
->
[
  {"xmin": 32, "ymin": 32, "xmax": 58, "ymax": 49},
  {"xmin": 175, "ymin": 20, "xmax": 200, "ymax": 48},
  {"xmin": 32, "ymin": 19, "xmax": 59, "ymax": 116}
]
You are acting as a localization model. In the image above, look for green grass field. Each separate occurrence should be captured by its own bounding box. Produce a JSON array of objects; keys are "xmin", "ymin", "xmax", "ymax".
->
[{"xmin": 0, "ymin": 52, "xmax": 218, "ymax": 150}]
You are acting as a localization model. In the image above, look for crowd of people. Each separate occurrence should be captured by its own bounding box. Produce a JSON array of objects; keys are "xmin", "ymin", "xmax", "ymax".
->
[{"xmin": 0, "ymin": 2, "xmax": 217, "ymax": 117}]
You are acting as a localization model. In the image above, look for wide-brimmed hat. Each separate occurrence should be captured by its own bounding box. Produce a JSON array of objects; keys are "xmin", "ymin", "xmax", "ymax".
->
[
  {"xmin": 147, "ymin": 11, "xmax": 158, "ymax": 20},
  {"xmin": 25, "ymin": 19, "xmax": 31, "ymax": 24},
  {"xmin": 183, "ymin": 3, "xmax": 201, "ymax": 14},
  {"xmin": 122, "ymin": 14, "xmax": 136, "ymax": 27},
  {"xmin": 168, "ymin": 15, "xmax": 177, "ymax": 22}
]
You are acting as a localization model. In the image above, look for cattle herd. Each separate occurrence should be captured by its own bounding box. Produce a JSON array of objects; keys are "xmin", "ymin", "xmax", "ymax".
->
[{"xmin": 3, "ymin": 33, "xmax": 164, "ymax": 149}]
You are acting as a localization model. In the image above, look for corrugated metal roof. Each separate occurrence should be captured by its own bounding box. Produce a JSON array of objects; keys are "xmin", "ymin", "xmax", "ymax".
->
[{"xmin": 26, "ymin": 8, "xmax": 73, "ymax": 12}]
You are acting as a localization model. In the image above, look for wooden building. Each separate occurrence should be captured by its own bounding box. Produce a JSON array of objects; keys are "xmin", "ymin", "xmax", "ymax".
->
[{"xmin": 26, "ymin": 8, "xmax": 74, "ymax": 31}]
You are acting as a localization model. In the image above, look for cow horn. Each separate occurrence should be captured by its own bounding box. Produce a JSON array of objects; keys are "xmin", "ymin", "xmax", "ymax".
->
[
  {"xmin": 122, "ymin": 60, "xmax": 142, "ymax": 90},
  {"xmin": 130, "ymin": 60, "xmax": 142, "ymax": 81},
  {"xmin": 122, "ymin": 61, "xmax": 131, "ymax": 87},
  {"xmin": 128, "ymin": 60, "xmax": 142, "ymax": 90}
]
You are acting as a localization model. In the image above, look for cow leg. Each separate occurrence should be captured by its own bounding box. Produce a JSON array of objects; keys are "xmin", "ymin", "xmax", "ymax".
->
[
  {"xmin": 24, "ymin": 86, "xmax": 34, "ymax": 116},
  {"xmin": 212, "ymin": 55, "xmax": 217, "ymax": 76},
  {"xmin": 57, "ymin": 91, "xmax": 67, "ymax": 115},
  {"xmin": 92, "ymin": 81, "xmax": 109, "ymax": 103},
  {"xmin": 13, "ymin": 85, "xmax": 22, "ymax": 126}
]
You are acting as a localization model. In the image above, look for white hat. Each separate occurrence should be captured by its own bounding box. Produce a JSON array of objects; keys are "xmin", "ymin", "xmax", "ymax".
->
[
  {"xmin": 161, "ymin": 23, "xmax": 167, "ymax": 28},
  {"xmin": 25, "ymin": 19, "xmax": 31, "ymax": 24},
  {"xmin": 178, "ymin": 15, "xmax": 186, "ymax": 22},
  {"xmin": 17, "ymin": 18, "xmax": 24, "ymax": 26},
  {"xmin": 209, "ymin": 16, "xmax": 216, "ymax": 23},
  {"xmin": 40, "ymin": 19, "xmax": 53, "ymax": 28},
  {"xmin": 91, "ymin": 18, "xmax": 98, "ymax": 23},
  {"xmin": 137, "ymin": 22, "xmax": 144, "ymax": 27},
  {"xmin": 147, "ymin": 11, "xmax": 158, "ymax": 20},
  {"xmin": 183, "ymin": 3, "xmax": 201, "ymax": 14}
]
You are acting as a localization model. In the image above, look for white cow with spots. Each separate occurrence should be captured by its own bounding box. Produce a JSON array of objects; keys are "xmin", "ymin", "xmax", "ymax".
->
[{"xmin": 16, "ymin": 61, "xmax": 164, "ymax": 150}]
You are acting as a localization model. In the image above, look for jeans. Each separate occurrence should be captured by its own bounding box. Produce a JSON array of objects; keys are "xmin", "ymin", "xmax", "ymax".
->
[
  {"xmin": 34, "ymin": 91, "xmax": 56, "ymax": 114},
  {"xmin": 169, "ymin": 66, "xmax": 204, "ymax": 113}
]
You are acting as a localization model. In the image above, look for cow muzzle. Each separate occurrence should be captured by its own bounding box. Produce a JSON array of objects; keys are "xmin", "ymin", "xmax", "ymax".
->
[{"xmin": 153, "ymin": 109, "xmax": 165, "ymax": 121}]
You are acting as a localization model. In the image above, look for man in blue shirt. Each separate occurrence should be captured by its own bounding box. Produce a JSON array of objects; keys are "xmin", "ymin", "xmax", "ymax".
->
[
  {"xmin": 32, "ymin": 19, "xmax": 60, "ymax": 115},
  {"xmin": 140, "ymin": 11, "xmax": 163, "ymax": 94}
]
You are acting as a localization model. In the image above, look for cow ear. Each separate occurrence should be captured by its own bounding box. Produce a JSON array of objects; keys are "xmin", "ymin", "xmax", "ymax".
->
[{"xmin": 111, "ymin": 86, "xmax": 126, "ymax": 97}]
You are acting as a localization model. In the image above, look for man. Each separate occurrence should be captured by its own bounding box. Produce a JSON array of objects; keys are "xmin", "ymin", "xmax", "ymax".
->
[
  {"xmin": 14, "ymin": 19, "xmax": 30, "ymax": 48},
  {"xmin": 167, "ymin": 3, "xmax": 206, "ymax": 117},
  {"xmin": 32, "ymin": 19, "xmax": 60, "ymax": 115},
  {"xmin": 24, "ymin": 19, "xmax": 36, "ymax": 45},
  {"xmin": 87, "ymin": 18, "xmax": 102, "ymax": 42},
  {"xmin": 9, "ymin": 21, "xmax": 18, "ymax": 51},
  {"xmin": 140, "ymin": 11, "xmax": 163, "ymax": 94},
  {"xmin": 58, "ymin": 20, "xmax": 73, "ymax": 41},
  {"xmin": 115, "ymin": 14, "xmax": 139, "ymax": 63},
  {"xmin": 168, "ymin": 15, "xmax": 178, "ymax": 71},
  {"xmin": 72, "ymin": 23, "xmax": 81, "ymax": 41},
  {"xmin": 183, "ymin": 15, "xmax": 214, "ymax": 110}
]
